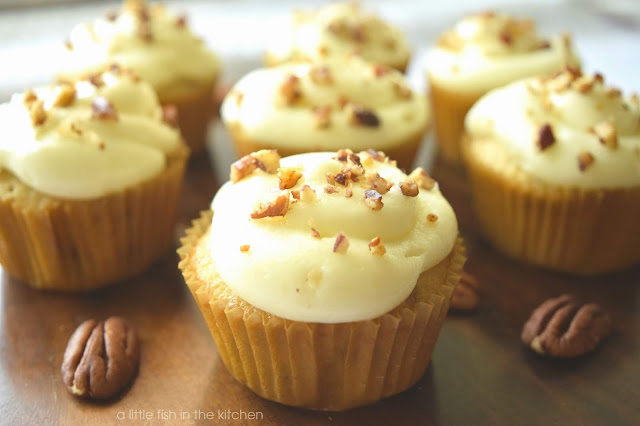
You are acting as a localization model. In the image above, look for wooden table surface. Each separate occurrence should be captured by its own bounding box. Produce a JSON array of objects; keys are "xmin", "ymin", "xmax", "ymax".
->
[{"xmin": 1, "ymin": 152, "xmax": 638, "ymax": 426}]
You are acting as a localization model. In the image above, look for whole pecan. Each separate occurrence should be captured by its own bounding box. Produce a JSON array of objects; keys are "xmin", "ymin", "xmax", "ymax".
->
[
  {"xmin": 450, "ymin": 271, "xmax": 479, "ymax": 311},
  {"xmin": 521, "ymin": 294, "xmax": 612, "ymax": 358},
  {"xmin": 61, "ymin": 317, "xmax": 140, "ymax": 400}
]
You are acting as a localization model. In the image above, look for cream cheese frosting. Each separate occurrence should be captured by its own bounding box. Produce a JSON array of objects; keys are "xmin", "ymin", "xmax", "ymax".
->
[
  {"xmin": 221, "ymin": 57, "xmax": 429, "ymax": 150},
  {"xmin": 58, "ymin": 0, "xmax": 220, "ymax": 100},
  {"xmin": 207, "ymin": 149, "xmax": 458, "ymax": 323},
  {"xmin": 465, "ymin": 68, "xmax": 640, "ymax": 188},
  {"xmin": 0, "ymin": 67, "xmax": 182, "ymax": 199},
  {"xmin": 426, "ymin": 12, "xmax": 580, "ymax": 93},
  {"xmin": 266, "ymin": 2, "xmax": 410, "ymax": 70}
]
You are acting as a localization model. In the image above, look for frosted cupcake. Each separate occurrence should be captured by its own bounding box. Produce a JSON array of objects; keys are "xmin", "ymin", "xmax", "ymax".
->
[
  {"xmin": 0, "ymin": 67, "xmax": 188, "ymax": 291},
  {"xmin": 265, "ymin": 2, "xmax": 411, "ymax": 72},
  {"xmin": 58, "ymin": 0, "xmax": 220, "ymax": 152},
  {"xmin": 463, "ymin": 68, "xmax": 640, "ymax": 274},
  {"xmin": 179, "ymin": 149, "xmax": 464, "ymax": 410},
  {"xmin": 426, "ymin": 12, "xmax": 579, "ymax": 162},
  {"xmin": 221, "ymin": 56, "xmax": 429, "ymax": 170}
]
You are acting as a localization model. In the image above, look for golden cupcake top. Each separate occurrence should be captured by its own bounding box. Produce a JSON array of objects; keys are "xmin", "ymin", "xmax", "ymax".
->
[
  {"xmin": 0, "ymin": 66, "xmax": 182, "ymax": 199},
  {"xmin": 465, "ymin": 68, "xmax": 640, "ymax": 188},
  {"xmin": 206, "ymin": 149, "xmax": 458, "ymax": 323},
  {"xmin": 266, "ymin": 2, "xmax": 410, "ymax": 70},
  {"xmin": 58, "ymin": 0, "xmax": 220, "ymax": 99},
  {"xmin": 426, "ymin": 12, "xmax": 579, "ymax": 93},
  {"xmin": 221, "ymin": 56, "xmax": 429, "ymax": 150}
]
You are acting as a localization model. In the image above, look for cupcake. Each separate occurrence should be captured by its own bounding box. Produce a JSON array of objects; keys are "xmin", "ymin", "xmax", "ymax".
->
[
  {"xmin": 265, "ymin": 2, "xmax": 411, "ymax": 72},
  {"xmin": 463, "ymin": 68, "xmax": 640, "ymax": 274},
  {"xmin": 0, "ymin": 67, "xmax": 189, "ymax": 290},
  {"xmin": 58, "ymin": 0, "xmax": 220, "ymax": 153},
  {"xmin": 426, "ymin": 12, "xmax": 580, "ymax": 163},
  {"xmin": 179, "ymin": 149, "xmax": 465, "ymax": 410},
  {"xmin": 221, "ymin": 56, "xmax": 430, "ymax": 171}
]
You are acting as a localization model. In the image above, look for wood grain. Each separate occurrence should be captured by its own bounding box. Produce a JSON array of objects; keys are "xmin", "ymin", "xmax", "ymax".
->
[{"xmin": 0, "ymin": 154, "xmax": 638, "ymax": 426}]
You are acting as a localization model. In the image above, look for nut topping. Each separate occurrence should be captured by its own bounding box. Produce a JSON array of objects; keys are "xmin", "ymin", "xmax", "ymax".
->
[
  {"xmin": 278, "ymin": 167, "xmax": 303, "ymax": 189},
  {"xmin": 23, "ymin": 89, "xmax": 37, "ymax": 105},
  {"xmin": 408, "ymin": 168, "xmax": 436, "ymax": 190},
  {"xmin": 536, "ymin": 123, "xmax": 555, "ymax": 150},
  {"xmin": 521, "ymin": 294, "xmax": 612, "ymax": 358},
  {"xmin": 312, "ymin": 105, "xmax": 332, "ymax": 129},
  {"xmin": 28, "ymin": 99, "xmax": 47, "ymax": 126},
  {"xmin": 239, "ymin": 245, "xmax": 250, "ymax": 252},
  {"xmin": 61, "ymin": 317, "xmax": 139, "ymax": 400},
  {"xmin": 450, "ymin": 272, "xmax": 479, "ymax": 311},
  {"xmin": 309, "ymin": 65, "xmax": 333, "ymax": 85},
  {"xmin": 365, "ymin": 172, "xmax": 390, "ymax": 194},
  {"xmin": 427, "ymin": 213, "xmax": 439, "ymax": 223},
  {"xmin": 333, "ymin": 232, "xmax": 349, "ymax": 254},
  {"xmin": 392, "ymin": 81, "xmax": 413, "ymax": 100},
  {"xmin": 280, "ymin": 74, "xmax": 301, "ymax": 105},
  {"xmin": 251, "ymin": 149, "xmax": 281, "ymax": 173},
  {"xmin": 577, "ymin": 151, "xmax": 595, "ymax": 171},
  {"xmin": 372, "ymin": 64, "xmax": 391, "ymax": 77},
  {"xmin": 230, "ymin": 155, "xmax": 264, "ymax": 183},
  {"xmin": 346, "ymin": 104, "xmax": 380, "ymax": 127},
  {"xmin": 299, "ymin": 184, "xmax": 317, "ymax": 202},
  {"xmin": 161, "ymin": 105, "xmax": 179, "ymax": 127},
  {"xmin": 592, "ymin": 122, "xmax": 617, "ymax": 149},
  {"xmin": 324, "ymin": 184, "xmax": 340, "ymax": 194},
  {"xmin": 363, "ymin": 189, "xmax": 383, "ymax": 210},
  {"xmin": 368, "ymin": 237, "xmax": 386, "ymax": 256},
  {"xmin": 91, "ymin": 97, "xmax": 118, "ymax": 121},
  {"xmin": 311, "ymin": 228, "xmax": 320, "ymax": 238},
  {"xmin": 399, "ymin": 179, "xmax": 419, "ymax": 197},
  {"xmin": 52, "ymin": 84, "xmax": 77, "ymax": 107},
  {"xmin": 250, "ymin": 191, "xmax": 290, "ymax": 219}
]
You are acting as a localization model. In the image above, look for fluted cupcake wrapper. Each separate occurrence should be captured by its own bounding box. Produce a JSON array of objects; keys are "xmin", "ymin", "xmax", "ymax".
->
[
  {"xmin": 179, "ymin": 211, "xmax": 465, "ymax": 411},
  {"xmin": 429, "ymin": 78, "xmax": 484, "ymax": 164},
  {"xmin": 0, "ymin": 145, "xmax": 189, "ymax": 291},
  {"xmin": 225, "ymin": 123, "xmax": 428, "ymax": 172},
  {"xmin": 463, "ymin": 137, "xmax": 640, "ymax": 275}
]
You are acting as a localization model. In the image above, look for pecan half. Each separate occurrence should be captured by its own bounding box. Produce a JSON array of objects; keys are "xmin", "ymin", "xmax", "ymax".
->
[
  {"xmin": 61, "ymin": 317, "xmax": 139, "ymax": 400},
  {"xmin": 521, "ymin": 294, "xmax": 612, "ymax": 358},
  {"xmin": 450, "ymin": 271, "xmax": 479, "ymax": 311}
]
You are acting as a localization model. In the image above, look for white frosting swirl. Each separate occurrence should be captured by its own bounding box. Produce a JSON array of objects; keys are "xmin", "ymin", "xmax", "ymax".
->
[
  {"xmin": 266, "ymin": 2, "xmax": 410, "ymax": 70},
  {"xmin": 465, "ymin": 70, "xmax": 640, "ymax": 188},
  {"xmin": 207, "ymin": 151, "xmax": 458, "ymax": 323},
  {"xmin": 58, "ymin": 1, "xmax": 220, "ymax": 100},
  {"xmin": 426, "ymin": 12, "xmax": 579, "ymax": 93},
  {"xmin": 0, "ymin": 69, "xmax": 182, "ymax": 199},
  {"xmin": 221, "ymin": 57, "xmax": 429, "ymax": 151}
]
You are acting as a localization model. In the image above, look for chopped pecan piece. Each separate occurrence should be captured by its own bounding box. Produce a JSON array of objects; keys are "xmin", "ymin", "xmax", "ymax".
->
[
  {"xmin": 234, "ymin": 92, "xmax": 244, "ymax": 107},
  {"xmin": 368, "ymin": 237, "xmax": 386, "ymax": 256},
  {"xmin": 521, "ymin": 294, "xmax": 612, "ymax": 358},
  {"xmin": 578, "ymin": 151, "xmax": 595, "ymax": 171},
  {"xmin": 61, "ymin": 317, "xmax": 139, "ymax": 400},
  {"xmin": 572, "ymin": 75, "xmax": 596, "ymax": 93},
  {"xmin": 161, "ymin": 105, "xmax": 179, "ymax": 127},
  {"xmin": 106, "ymin": 10, "xmax": 118, "ymax": 21},
  {"xmin": 592, "ymin": 122, "xmax": 617, "ymax": 149},
  {"xmin": 606, "ymin": 87, "xmax": 622, "ymax": 98},
  {"xmin": 333, "ymin": 232, "xmax": 349, "ymax": 254},
  {"xmin": 280, "ymin": 74, "xmax": 301, "ymax": 105},
  {"xmin": 230, "ymin": 155, "xmax": 264, "ymax": 183},
  {"xmin": 28, "ymin": 99, "xmax": 47, "ymax": 126},
  {"xmin": 372, "ymin": 64, "xmax": 391, "ymax": 77},
  {"xmin": 250, "ymin": 192, "xmax": 290, "ymax": 219},
  {"xmin": 309, "ymin": 65, "xmax": 333, "ymax": 85},
  {"xmin": 312, "ymin": 105, "xmax": 332, "ymax": 129},
  {"xmin": 311, "ymin": 228, "xmax": 320, "ymax": 238},
  {"xmin": 278, "ymin": 167, "xmax": 303, "ymax": 189},
  {"xmin": 334, "ymin": 149, "xmax": 350, "ymax": 162},
  {"xmin": 23, "ymin": 89, "xmax": 37, "ymax": 105},
  {"xmin": 450, "ymin": 271, "xmax": 479, "ymax": 311},
  {"xmin": 346, "ymin": 104, "xmax": 380, "ymax": 127},
  {"xmin": 427, "ymin": 213, "xmax": 439, "ymax": 223},
  {"xmin": 345, "ymin": 183, "xmax": 353, "ymax": 198},
  {"xmin": 498, "ymin": 31, "xmax": 512, "ymax": 45},
  {"xmin": 239, "ymin": 245, "xmax": 250, "ymax": 252},
  {"xmin": 299, "ymin": 184, "xmax": 316, "ymax": 202},
  {"xmin": 536, "ymin": 123, "xmax": 555, "ymax": 150},
  {"xmin": 408, "ymin": 168, "xmax": 436, "ymax": 190},
  {"xmin": 363, "ymin": 189, "xmax": 383, "ymax": 210},
  {"xmin": 324, "ymin": 185, "xmax": 340, "ymax": 194},
  {"xmin": 91, "ymin": 97, "xmax": 118, "ymax": 121},
  {"xmin": 52, "ymin": 84, "xmax": 76, "ymax": 107},
  {"xmin": 366, "ymin": 172, "xmax": 390, "ymax": 194},
  {"xmin": 251, "ymin": 149, "xmax": 281, "ymax": 173},
  {"xmin": 392, "ymin": 82, "xmax": 413, "ymax": 100},
  {"xmin": 399, "ymin": 179, "xmax": 419, "ymax": 197}
]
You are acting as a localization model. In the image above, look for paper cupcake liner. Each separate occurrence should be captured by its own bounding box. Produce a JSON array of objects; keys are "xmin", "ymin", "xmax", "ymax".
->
[
  {"xmin": 0, "ymin": 145, "xmax": 189, "ymax": 291},
  {"xmin": 161, "ymin": 82, "xmax": 216, "ymax": 154},
  {"xmin": 226, "ymin": 123, "xmax": 428, "ymax": 172},
  {"xmin": 429, "ymin": 78, "xmax": 484, "ymax": 164},
  {"xmin": 178, "ymin": 211, "xmax": 465, "ymax": 410},
  {"xmin": 463, "ymin": 136, "xmax": 640, "ymax": 274}
]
